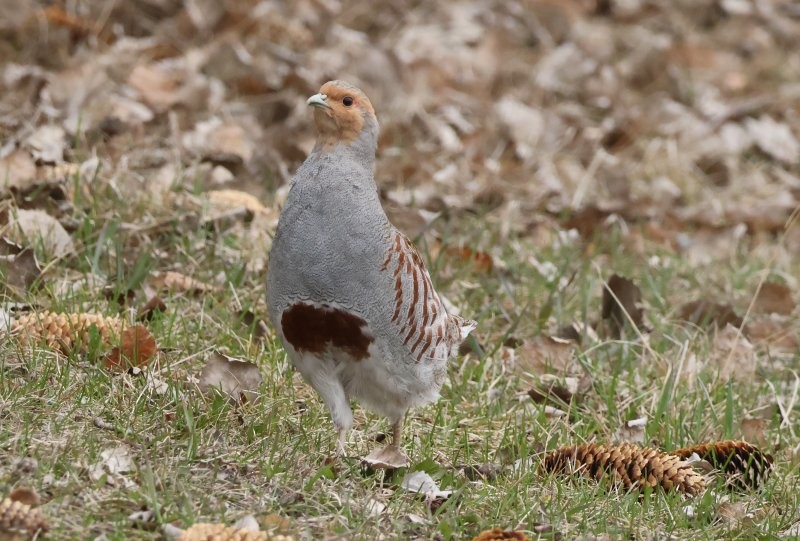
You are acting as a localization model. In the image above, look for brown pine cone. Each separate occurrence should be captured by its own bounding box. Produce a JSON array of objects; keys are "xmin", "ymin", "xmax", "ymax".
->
[
  {"xmin": 471, "ymin": 528, "xmax": 532, "ymax": 541},
  {"xmin": 10, "ymin": 311, "xmax": 124, "ymax": 352},
  {"xmin": 541, "ymin": 443, "xmax": 706, "ymax": 495},
  {"xmin": 0, "ymin": 497, "xmax": 48, "ymax": 537},
  {"xmin": 179, "ymin": 523, "xmax": 294, "ymax": 541},
  {"xmin": 671, "ymin": 440, "xmax": 773, "ymax": 489}
]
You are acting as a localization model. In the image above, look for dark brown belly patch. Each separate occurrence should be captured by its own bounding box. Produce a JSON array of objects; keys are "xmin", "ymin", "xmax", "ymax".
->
[{"xmin": 281, "ymin": 302, "xmax": 374, "ymax": 361}]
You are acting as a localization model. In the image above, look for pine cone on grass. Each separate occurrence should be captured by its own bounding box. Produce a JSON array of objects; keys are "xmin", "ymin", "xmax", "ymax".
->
[
  {"xmin": 671, "ymin": 440, "xmax": 773, "ymax": 489},
  {"xmin": 471, "ymin": 528, "xmax": 532, "ymax": 541},
  {"xmin": 10, "ymin": 311, "xmax": 123, "ymax": 352},
  {"xmin": 541, "ymin": 443, "xmax": 706, "ymax": 496},
  {"xmin": 179, "ymin": 523, "xmax": 294, "ymax": 541},
  {"xmin": 0, "ymin": 497, "xmax": 48, "ymax": 539}
]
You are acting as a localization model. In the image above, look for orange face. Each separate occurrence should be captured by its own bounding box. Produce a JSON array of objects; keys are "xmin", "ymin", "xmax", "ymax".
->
[{"xmin": 308, "ymin": 81, "xmax": 376, "ymax": 146}]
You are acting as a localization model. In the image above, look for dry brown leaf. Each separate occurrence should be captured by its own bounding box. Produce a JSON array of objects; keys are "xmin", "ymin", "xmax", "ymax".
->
[
  {"xmin": 151, "ymin": 271, "xmax": 214, "ymax": 295},
  {"xmin": 183, "ymin": 119, "xmax": 256, "ymax": 166},
  {"xmin": 0, "ymin": 237, "xmax": 41, "ymax": 293},
  {"xmin": 0, "ymin": 149, "xmax": 37, "ymax": 192},
  {"xmin": 601, "ymin": 274, "xmax": 644, "ymax": 337},
  {"xmin": 431, "ymin": 240, "xmax": 494, "ymax": 274},
  {"xmin": 739, "ymin": 418, "xmax": 768, "ymax": 448},
  {"xmin": 710, "ymin": 324, "xmax": 757, "ymax": 381},
  {"xmin": 363, "ymin": 445, "xmax": 410, "ymax": 470},
  {"xmin": 744, "ymin": 316, "xmax": 798, "ymax": 353},
  {"xmin": 138, "ymin": 296, "xmax": 167, "ymax": 321},
  {"xmin": 517, "ymin": 335, "xmax": 577, "ymax": 375},
  {"xmin": 744, "ymin": 115, "xmax": 800, "ymax": 165},
  {"xmin": 6, "ymin": 208, "xmax": 75, "ymax": 259},
  {"xmin": 128, "ymin": 63, "xmax": 202, "ymax": 113},
  {"xmin": 199, "ymin": 351, "xmax": 262, "ymax": 403},
  {"xmin": 24, "ymin": 125, "xmax": 66, "ymax": 164},
  {"xmin": 204, "ymin": 189, "xmax": 267, "ymax": 215},
  {"xmin": 104, "ymin": 325, "xmax": 157, "ymax": 371},
  {"xmin": 751, "ymin": 281, "xmax": 795, "ymax": 315},
  {"xmin": 7, "ymin": 487, "xmax": 39, "ymax": 508},
  {"xmin": 678, "ymin": 299, "xmax": 743, "ymax": 329}
]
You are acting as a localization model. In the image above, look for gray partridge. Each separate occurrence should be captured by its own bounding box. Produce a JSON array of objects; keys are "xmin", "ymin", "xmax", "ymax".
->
[{"xmin": 266, "ymin": 80, "xmax": 476, "ymax": 466}]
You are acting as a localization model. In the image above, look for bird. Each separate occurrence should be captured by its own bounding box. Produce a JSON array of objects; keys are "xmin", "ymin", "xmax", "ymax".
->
[{"xmin": 266, "ymin": 80, "xmax": 476, "ymax": 466}]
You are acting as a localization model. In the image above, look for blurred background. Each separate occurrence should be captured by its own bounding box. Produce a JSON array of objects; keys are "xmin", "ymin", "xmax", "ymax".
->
[{"xmin": 2, "ymin": 0, "xmax": 800, "ymax": 260}]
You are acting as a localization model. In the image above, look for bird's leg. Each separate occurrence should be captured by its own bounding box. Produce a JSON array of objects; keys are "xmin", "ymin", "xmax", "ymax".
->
[
  {"xmin": 391, "ymin": 417, "xmax": 404, "ymax": 448},
  {"xmin": 363, "ymin": 413, "xmax": 410, "ymax": 469},
  {"xmin": 335, "ymin": 424, "xmax": 348, "ymax": 456}
]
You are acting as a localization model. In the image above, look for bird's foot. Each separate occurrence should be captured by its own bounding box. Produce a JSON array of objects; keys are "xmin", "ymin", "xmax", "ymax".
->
[{"xmin": 362, "ymin": 444, "xmax": 410, "ymax": 469}]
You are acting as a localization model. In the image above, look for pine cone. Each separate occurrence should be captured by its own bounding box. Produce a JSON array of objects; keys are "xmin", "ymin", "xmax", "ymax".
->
[
  {"xmin": 671, "ymin": 440, "xmax": 773, "ymax": 489},
  {"xmin": 0, "ymin": 497, "xmax": 48, "ymax": 537},
  {"xmin": 179, "ymin": 523, "xmax": 294, "ymax": 541},
  {"xmin": 471, "ymin": 528, "xmax": 532, "ymax": 541},
  {"xmin": 541, "ymin": 443, "xmax": 706, "ymax": 495},
  {"xmin": 10, "ymin": 311, "xmax": 124, "ymax": 352}
]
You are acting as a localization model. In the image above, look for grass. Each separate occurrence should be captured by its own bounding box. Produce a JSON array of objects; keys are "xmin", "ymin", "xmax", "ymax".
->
[{"xmin": 2, "ymin": 196, "xmax": 799, "ymax": 540}]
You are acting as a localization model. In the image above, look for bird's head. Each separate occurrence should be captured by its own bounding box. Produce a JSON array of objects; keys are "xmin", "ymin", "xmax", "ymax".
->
[{"xmin": 306, "ymin": 80, "xmax": 379, "ymax": 153}]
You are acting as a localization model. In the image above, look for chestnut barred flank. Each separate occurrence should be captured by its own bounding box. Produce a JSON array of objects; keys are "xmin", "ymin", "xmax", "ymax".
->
[
  {"xmin": 541, "ymin": 443, "xmax": 706, "ymax": 495},
  {"xmin": 671, "ymin": 440, "xmax": 773, "ymax": 490}
]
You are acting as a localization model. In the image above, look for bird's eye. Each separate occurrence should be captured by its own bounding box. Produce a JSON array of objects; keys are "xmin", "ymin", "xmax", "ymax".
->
[{"xmin": 342, "ymin": 96, "xmax": 354, "ymax": 107}]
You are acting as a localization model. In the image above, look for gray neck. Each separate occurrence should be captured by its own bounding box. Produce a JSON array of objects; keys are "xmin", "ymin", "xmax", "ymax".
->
[{"xmin": 312, "ymin": 115, "xmax": 379, "ymax": 171}]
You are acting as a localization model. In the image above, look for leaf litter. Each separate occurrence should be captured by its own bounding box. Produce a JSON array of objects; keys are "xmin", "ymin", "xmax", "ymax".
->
[{"xmin": 1, "ymin": 0, "xmax": 799, "ymax": 538}]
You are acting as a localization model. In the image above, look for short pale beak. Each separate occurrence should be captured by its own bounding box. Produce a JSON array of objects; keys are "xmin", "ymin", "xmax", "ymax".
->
[{"xmin": 306, "ymin": 93, "xmax": 330, "ymax": 109}]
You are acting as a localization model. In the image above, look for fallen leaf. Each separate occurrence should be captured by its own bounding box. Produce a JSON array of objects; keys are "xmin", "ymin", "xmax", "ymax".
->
[
  {"xmin": 363, "ymin": 445, "xmax": 410, "ymax": 470},
  {"xmin": 138, "ymin": 296, "xmax": 167, "ymax": 321},
  {"xmin": 8, "ymin": 208, "xmax": 75, "ymax": 258},
  {"xmin": 182, "ymin": 118, "xmax": 255, "ymax": 166},
  {"xmin": 231, "ymin": 515, "xmax": 260, "ymax": 532},
  {"xmin": 710, "ymin": 324, "xmax": 757, "ymax": 381},
  {"xmin": 128, "ymin": 62, "xmax": 204, "ymax": 113},
  {"xmin": 151, "ymin": 271, "xmax": 214, "ymax": 295},
  {"xmin": 517, "ymin": 335, "xmax": 577, "ymax": 375},
  {"xmin": 602, "ymin": 274, "xmax": 644, "ymax": 337},
  {"xmin": 745, "ymin": 115, "xmax": 800, "ymax": 165},
  {"xmin": 363, "ymin": 498, "xmax": 386, "ymax": 518},
  {"xmin": 432, "ymin": 240, "xmax": 495, "ymax": 273},
  {"xmin": 458, "ymin": 463, "xmax": 502, "ymax": 481},
  {"xmin": 8, "ymin": 487, "xmax": 40, "ymax": 507},
  {"xmin": 613, "ymin": 416, "xmax": 647, "ymax": 444},
  {"xmin": 400, "ymin": 470, "xmax": 452, "ymax": 500},
  {"xmin": 745, "ymin": 316, "xmax": 798, "ymax": 354},
  {"xmin": 104, "ymin": 325, "xmax": 157, "ymax": 371},
  {"xmin": 91, "ymin": 445, "xmax": 134, "ymax": 479},
  {"xmin": 739, "ymin": 418, "xmax": 768, "ymax": 447},
  {"xmin": 0, "ymin": 237, "xmax": 41, "ymax": 293},
  {"xmin": 0, "ymin": 148, "xmax": 37, "ymax": 192},
  {"xmin": 24, "ymin": 125, "xmax": 66, "ymax": 164},
  {"xmin": 204, "ymin": 189, "xmax": 267, "ymax": 215},
  {"xmin": 199, "ymin": 351, "xmax": 262, "ymax": 403},
  {"xmin": 678, "ymin": 299, "xmax": 743, "ymax": 329},
  {"xmin": 129, "ymin": 509, "xmax": 155, "ymax": 529},
  {"xmin": 751, "ymin": 281, "xmax": 795, "ymax": 315}
]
